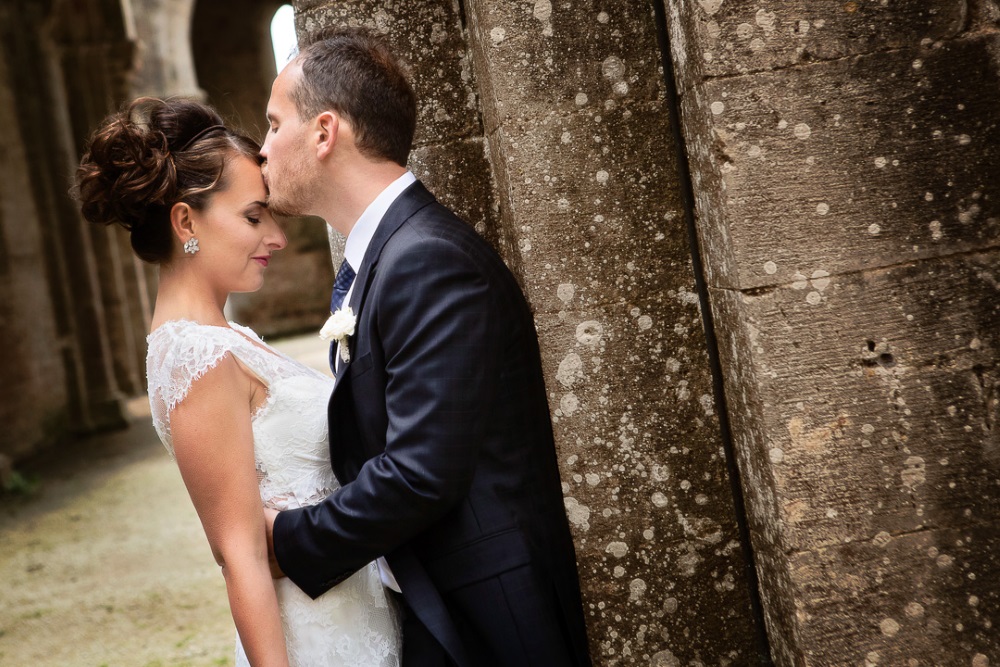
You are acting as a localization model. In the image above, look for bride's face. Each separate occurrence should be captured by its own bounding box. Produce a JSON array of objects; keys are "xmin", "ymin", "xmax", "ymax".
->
[{"xmin": 187, "ymin": 156, "xmax": 287, "ymax": 294}]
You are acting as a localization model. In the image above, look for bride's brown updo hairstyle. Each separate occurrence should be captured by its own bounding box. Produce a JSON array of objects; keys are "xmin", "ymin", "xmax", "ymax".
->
[{"xmin": 76, "ymin": 97, "xmax": 260, "ymax": 264}]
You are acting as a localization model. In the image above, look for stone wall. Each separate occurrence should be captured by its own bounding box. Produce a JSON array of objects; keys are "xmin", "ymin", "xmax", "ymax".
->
[{"xmin": 666, "ymin": 0, "xmax": 1000, "ymax": 664}]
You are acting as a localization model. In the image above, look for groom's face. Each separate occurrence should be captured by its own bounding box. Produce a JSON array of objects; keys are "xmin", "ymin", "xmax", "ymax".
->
[{"xmin": 261, "ymin": 64, "xmax": 317, "ymax": 218}]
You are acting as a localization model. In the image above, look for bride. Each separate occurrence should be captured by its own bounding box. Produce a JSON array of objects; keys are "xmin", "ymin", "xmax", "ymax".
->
[{"xmin": 75, "ymin": 97, "xmax": 401, "ymax": 667}]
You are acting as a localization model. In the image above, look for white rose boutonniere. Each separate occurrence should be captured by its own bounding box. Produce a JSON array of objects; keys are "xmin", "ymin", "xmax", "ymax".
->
[{"xmin": 319, "ymin": 307, "xmax": 356, "ymax": 363}]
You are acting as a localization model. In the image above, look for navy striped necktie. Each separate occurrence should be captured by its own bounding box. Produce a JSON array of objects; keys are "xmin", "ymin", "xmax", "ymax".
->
[{"xmin": 330, "ymin": 259, "xmax": 356, "ymax": 313}]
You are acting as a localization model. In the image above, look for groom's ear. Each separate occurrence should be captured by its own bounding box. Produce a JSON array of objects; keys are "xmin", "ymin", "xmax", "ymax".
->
[
  {"xmin": 315, "ymin": 111, "xmax": 339, "ymax": 160},
  {"xmin": 169, "ymin": 202, "xmax": 196, "ymax": 244}
]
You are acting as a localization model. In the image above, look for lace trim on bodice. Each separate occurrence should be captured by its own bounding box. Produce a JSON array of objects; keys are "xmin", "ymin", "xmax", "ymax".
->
[
  {"xmin": 147, "ymin": 321, "xmax": 400, "ymax": 667},
  {"xmin": 146, "ymin": 320, "xmax": 337, "ymax": 512}
]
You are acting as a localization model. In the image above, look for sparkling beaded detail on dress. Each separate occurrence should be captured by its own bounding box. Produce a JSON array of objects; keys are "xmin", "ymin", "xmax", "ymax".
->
[{"xmin": 146, "ymin": 320, "xmax": 401, "ymax": 667}]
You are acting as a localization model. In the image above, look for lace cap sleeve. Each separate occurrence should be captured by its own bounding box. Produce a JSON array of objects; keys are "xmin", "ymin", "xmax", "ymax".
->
[{"xmin": 146, "ymin": 322, "xmax": 235, "ymax": 456}]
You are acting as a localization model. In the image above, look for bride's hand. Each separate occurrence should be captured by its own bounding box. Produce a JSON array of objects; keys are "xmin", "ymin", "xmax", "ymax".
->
[{"xmin": 263, "ymin": 507, "xmax": 286, "ymax": 579}]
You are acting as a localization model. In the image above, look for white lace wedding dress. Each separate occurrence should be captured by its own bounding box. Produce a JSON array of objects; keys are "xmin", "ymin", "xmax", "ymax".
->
[{"xmin": 146, "ymin": 320, "xmax": 401, "ymax": 667}]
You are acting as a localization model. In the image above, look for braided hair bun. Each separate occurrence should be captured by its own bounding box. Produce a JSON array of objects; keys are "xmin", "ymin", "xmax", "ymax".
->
[{"xmin": 76, "ymin": 98, "xmax": 259, "ymax": 263}]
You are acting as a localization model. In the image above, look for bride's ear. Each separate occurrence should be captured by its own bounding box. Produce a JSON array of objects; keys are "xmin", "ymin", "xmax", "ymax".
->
[{"xmin": 170, "ymin": 202, "xmax": 196, "ymax": 247}]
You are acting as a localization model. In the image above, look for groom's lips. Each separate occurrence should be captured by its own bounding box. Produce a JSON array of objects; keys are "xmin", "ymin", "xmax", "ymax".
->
[{"xmin": 253, "ymin": 256, "xmax": 270, "ymax": 267}]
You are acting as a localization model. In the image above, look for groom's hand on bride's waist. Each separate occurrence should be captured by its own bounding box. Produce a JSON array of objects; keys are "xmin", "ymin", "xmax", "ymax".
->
[{"xmin": 263, "ymin": 507, "xmax": 286, "ymax": 579}]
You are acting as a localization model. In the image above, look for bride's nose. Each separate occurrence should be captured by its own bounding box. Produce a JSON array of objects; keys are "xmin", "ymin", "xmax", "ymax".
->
[{"xmin": 267, "ymin": 226, "xmax": 288, "ymax": 251}]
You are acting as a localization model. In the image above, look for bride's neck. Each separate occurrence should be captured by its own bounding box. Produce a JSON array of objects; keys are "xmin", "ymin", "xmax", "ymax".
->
[{"xmin": 150, "ymin": 263, "xmax": 229, "ymax": 330}]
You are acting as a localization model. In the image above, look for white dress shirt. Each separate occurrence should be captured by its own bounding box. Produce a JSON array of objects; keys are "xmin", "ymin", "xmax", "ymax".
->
[{"xmin": 335, "ymin": 169, "xmax": 416, "ymax": 593}]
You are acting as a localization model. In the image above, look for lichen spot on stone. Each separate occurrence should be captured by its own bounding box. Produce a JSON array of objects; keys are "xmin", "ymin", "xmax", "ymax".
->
[
  {"xmin": 651, "ymin": 649, "xmax": 681, "ymax": 667},
  {"xmin": 637, "ymin": 315, "xmax": 652, "ymax": 331},
  {"xmin": 557, "ymin": 283, "xmax": 575, "ymax": 303},
  {"xmin": 575, "ymin": 92, "xmax": 588, "ymax": 106},
  {"xmin": 810, "ymin": 270, "xmax": 830, "ymax": 291},
  {"xmin": 755, "ymin": 9, "xmax": 776, "ymax": 33},
  {"xmin": 563, "ymin": 496, "xmax": 590, "ymax": 530},
  {"xmin": 606, "ymin": 541, "xmax": 628, "ymax": 558},
  {"xmin": 489, "ymin": 27, "xmax": 506, "ymax": 45},
  {"xmin": 595, "ymin": 170, "xmax": 609, "ymax": 184},
  {"xmin": 900, "ymin": 457, "xmax": 925, "ymax": 489},
  {"xmin": 601, "ymin": 56, "xmax": 625, "ymax": 82},
  {"xmin": 710, "ymin": 101, "xmax": 725, "ymax": 115},
  {"xmin": 629, "ymin": 578, "xmax": 646, "ymax": 601},
  {"xmin": 793, "ymin": 123, "xmax": 811, "ymax": 140},
  {"xmin": 556, "ymin": 353, "xmax": 583, "ymax": 387},
  {"xmin": 696, "ymin": 0, "xmax": 723, "ymax": 16},
  {"xmin": 651, "ymin": 491, "xmax": 669, "ymax": 508},
  {"xmin": 972, "ymin": 655, "xmax": 989, "ymax": 667},
  {"xmin": 879, "ymin": 617, "xmax": 900, "ymax": 637},
  {"xmin": 816, "ymin": 202, "xmax": 830, "ymax": 215},
  {"xmin": 597, "ymin": 11, "xmax": 609, "ymax": 23},
  {"xmin": 874, "ymin": 156, "xmax": 888, "ymax": 168},
  {"xmin": 575, "ymin": 320, "xmax": 604, "ymax": 346},
  {"xmin": 532, "ymin": 0, "xmax": 552, "ymax": 22},
  {"xmin": 928, "ymin": 219, "xmax": 944, "ymax": 239},
  {"xmin": 904, "ymin": 602, "xmax": 924, "ymax": 618},
  {"xmin": 560, "ymin": 392, "xmax": 579, "ymax": 415}
]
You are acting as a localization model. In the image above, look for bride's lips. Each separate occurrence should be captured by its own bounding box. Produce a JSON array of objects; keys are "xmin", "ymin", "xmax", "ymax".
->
[{"xmin": 253, "ymin": 255, "xmax": 270, "ymax": 267}]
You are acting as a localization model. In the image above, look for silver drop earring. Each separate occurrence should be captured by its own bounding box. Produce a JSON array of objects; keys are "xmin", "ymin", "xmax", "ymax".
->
[{"xmin": 184, "ymin": 237, "xmax": 200, "ymax": 254}]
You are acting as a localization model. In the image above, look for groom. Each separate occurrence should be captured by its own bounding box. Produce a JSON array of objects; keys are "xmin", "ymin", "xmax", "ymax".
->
[{"xmin": 261, "ymin": 27, "xmax": 591, "ymax": 667}]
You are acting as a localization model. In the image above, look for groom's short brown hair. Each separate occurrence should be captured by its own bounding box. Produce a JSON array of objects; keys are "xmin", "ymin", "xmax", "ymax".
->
[{"xmin": 292, "ymin": 27, "xmax": 417, "ymax": 167}]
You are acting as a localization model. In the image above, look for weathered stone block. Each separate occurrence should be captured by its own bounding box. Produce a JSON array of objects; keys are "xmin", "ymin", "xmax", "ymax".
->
[
  {"xmin": 665, "ymin": 0, "xmax": 966, "ymax": 85},
  {"xmin": 687, "ymin": 34, "xmax": 1000, "ymax": 290},
  {"xmin": 294, "ymin": 0, "xmax": 482, "ymax": 147},
  {"xmin": 535, "ymin": 299, "xmax": 757, "ymax": 665},
  {"xmin": 711, "ymin": 249, "xmax": 1000, "ymax": 664},
  {"xmin": 409, "ymin": 137, "xmax": 502, "ymax": 252},
  {"xmin": 464, "ymin": 0, "xmax": 663, "ymax": 133},
  {"xmin": 792, "ymin": 526, "xmax": 998, "ymax": 666},
  {"xmin": 480, "ymin": 100, "xmax": 688, "ymax": 313}
]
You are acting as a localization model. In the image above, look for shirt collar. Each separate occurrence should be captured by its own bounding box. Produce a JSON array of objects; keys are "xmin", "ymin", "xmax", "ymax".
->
[{"xmin": 343, "ymin": 171, "xmax": 417, "ymax": 272}]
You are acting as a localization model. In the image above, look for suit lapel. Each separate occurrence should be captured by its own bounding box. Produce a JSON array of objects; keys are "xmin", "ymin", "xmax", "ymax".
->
[{"xmin": 331, "ymin": 181, "xmax": 436, "ymax": 395}]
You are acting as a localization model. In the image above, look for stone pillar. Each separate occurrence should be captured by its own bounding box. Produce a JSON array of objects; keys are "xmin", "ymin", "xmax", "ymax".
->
[
  {"xmin": 666, "ymin": 0, "xmax": 1000, "ymax": 664},
  {"xmin": 0, "ymin": 4, "xmax": 69, "ymax": 459},
  {"xmin": 0, "ymin": 0, "xmax": 134, "ymax": 438},
  {"xmin": 130, "ymin": 0, "xmax": 202, "ymax": 99},
  {"xmin": 462, "ymin": 1, "xmax": 761, "ymax": 663}
]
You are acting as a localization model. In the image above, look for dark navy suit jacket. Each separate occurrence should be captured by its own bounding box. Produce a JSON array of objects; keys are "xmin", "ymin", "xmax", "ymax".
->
[{"xmin": 273, "ymin": 182, "xmax": 591, "ymax": 667}]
